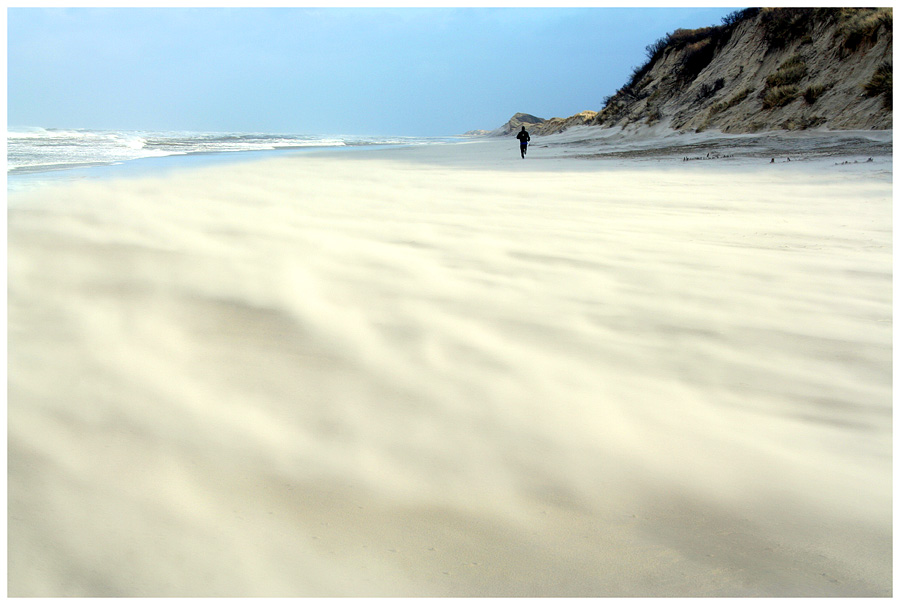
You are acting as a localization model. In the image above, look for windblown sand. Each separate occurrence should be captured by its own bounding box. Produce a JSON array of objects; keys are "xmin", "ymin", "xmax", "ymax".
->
[{"xmin": 8, "ymin": 135, "xmax": 892, "ymax": 597}]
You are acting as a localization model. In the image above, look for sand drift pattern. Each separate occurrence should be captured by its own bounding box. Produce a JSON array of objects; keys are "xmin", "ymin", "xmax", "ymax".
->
[{"xmin": 7, "ymin": 139, "xmax": 892, "ymax": 596}]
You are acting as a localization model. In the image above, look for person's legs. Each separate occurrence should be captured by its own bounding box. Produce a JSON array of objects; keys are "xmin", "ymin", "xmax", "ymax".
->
[{"xmin": 520, "ymin": 144, "xmax": 526, "ymax": 158}]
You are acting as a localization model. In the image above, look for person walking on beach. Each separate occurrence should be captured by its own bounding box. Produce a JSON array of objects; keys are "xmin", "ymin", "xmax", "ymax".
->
[{"xmin": 516, "ymin": 126, "xmax": 531, "ymax": 159}]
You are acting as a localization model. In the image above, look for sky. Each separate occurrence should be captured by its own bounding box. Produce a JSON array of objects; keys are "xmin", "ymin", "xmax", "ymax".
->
[{"xmin": 8, "ymin": 6, "xmax": 739, "ymax": 136}]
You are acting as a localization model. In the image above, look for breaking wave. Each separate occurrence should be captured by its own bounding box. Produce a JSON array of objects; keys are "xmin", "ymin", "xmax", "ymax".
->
[{"xmin": 7, "ymin": 127, "xmax": 462, "ymax": 175}]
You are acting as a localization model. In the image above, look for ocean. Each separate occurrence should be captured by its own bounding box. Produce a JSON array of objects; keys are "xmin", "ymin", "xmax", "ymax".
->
[{"xmin": 7, "ymin": 127, "xmax": 464, "ymax": 191}]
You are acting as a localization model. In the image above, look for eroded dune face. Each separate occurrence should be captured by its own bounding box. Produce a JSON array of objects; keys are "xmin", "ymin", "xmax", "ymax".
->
[{"xmin": 8, "ymin": 139, "xmax": 892, "ymax": 597}]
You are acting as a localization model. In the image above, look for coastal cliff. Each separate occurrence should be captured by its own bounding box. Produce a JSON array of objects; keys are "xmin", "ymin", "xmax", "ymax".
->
[{"xmin": 493, "ymin": 7, "xmax": 892, "ymax": 136}]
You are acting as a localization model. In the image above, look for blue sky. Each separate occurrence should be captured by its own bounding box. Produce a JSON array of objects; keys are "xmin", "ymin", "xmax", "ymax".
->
[{"xmin": 8, "ymin": 7, "xmax": 738, "ymax": 136}]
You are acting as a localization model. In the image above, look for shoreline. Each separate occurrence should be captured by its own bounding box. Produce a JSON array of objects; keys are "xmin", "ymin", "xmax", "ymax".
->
[
  {"xmin": 9, "ymin": 126, "xmax": 893, "ymax": 184},
  {"xmin": 8, "ymin": 132, "xmax": 892, "ymax": 596},
  {"xmin": 7, "ymin": 139, "xmax": 474, "ymax": 195}
]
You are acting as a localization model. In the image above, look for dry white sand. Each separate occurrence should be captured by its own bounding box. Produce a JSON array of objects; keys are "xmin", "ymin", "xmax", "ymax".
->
[{"xmin": 8, "ymin": 132, "xmax": 892, "ymax": 597}]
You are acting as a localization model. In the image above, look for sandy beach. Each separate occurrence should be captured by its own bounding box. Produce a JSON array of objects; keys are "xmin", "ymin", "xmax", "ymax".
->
[{"xmin": 7, "ymin": 130, "xmax": 892, "ymax": 597}]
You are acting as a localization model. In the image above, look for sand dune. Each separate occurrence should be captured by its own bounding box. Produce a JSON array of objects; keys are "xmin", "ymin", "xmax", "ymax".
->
[{"xmin": 7, "ymin": 134, "xmax": 892, "ymax": 596}]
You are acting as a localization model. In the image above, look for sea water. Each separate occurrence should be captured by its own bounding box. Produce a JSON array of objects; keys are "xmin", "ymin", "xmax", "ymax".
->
[{"xmin": 7, "ymin": 127, "xmax": 464, "ymax": 191}]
